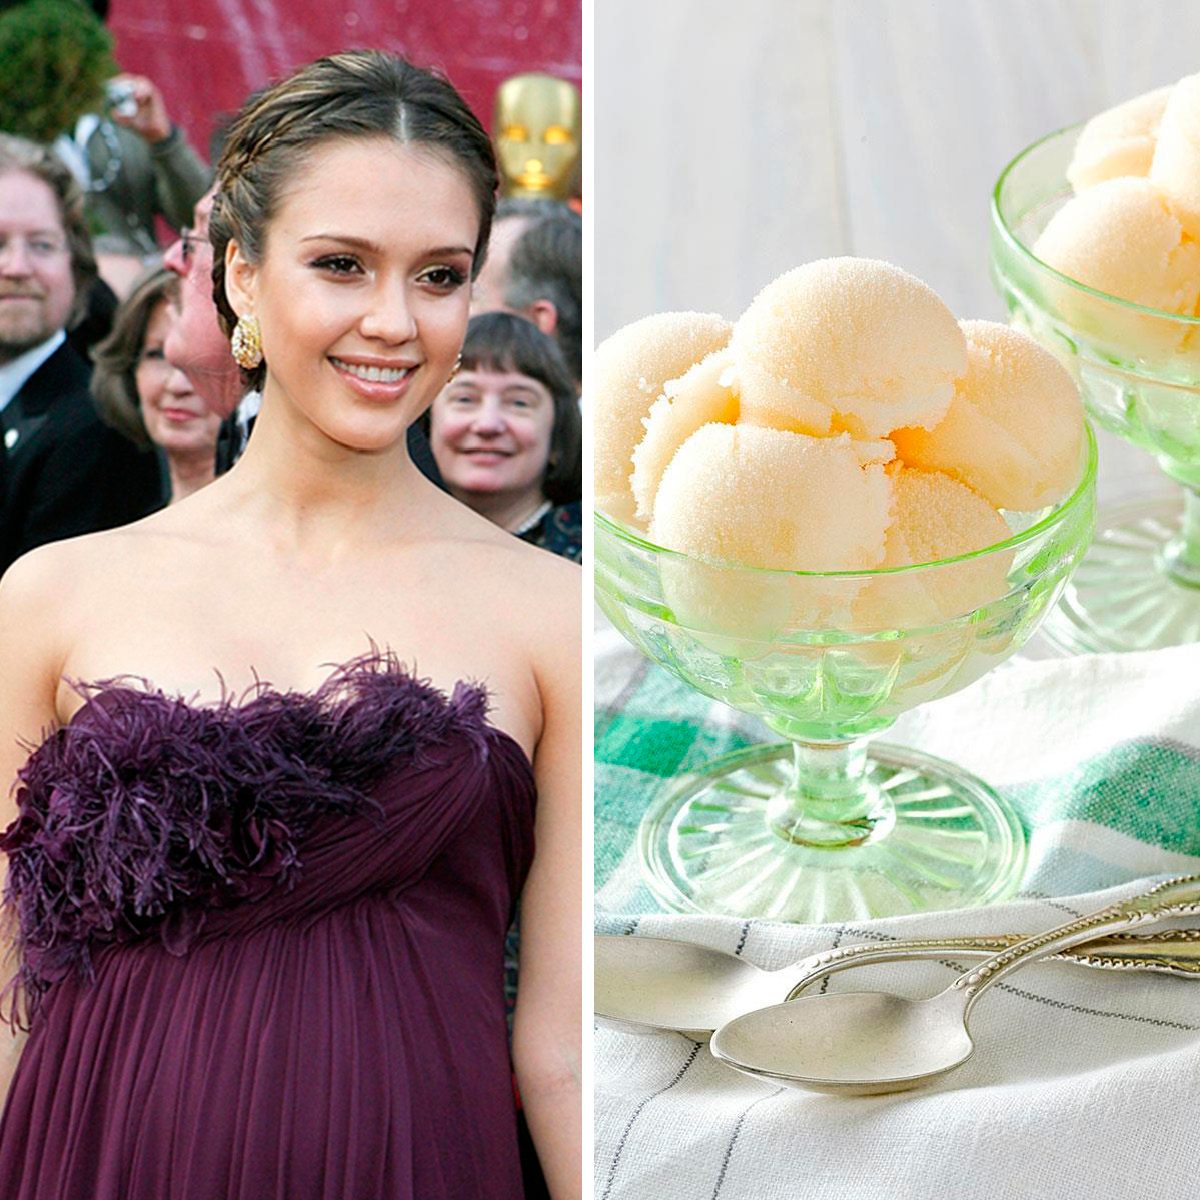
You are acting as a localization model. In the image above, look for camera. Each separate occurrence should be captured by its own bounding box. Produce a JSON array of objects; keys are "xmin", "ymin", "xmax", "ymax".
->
[{"xmin": 104, "ymin": 80, "xmax": 139, "ymax": 120}]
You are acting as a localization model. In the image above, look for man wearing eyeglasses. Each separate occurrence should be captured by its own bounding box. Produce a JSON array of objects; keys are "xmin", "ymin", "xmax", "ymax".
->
[
  {"xmin": 163, "ymin": 186, "xmax": 250, "ymax": 471},
  {"xmin": 0, "ymin": 135, "xmax": 164, "ymax": 576}
]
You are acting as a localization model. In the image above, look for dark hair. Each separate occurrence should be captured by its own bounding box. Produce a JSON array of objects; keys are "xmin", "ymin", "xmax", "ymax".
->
[
  {"xmin": 91, "ymin": 266, "xmax": 177, "ymax": 448},
  {"xmin": 209, "ymin": 50, "xmax": 498, "ymax": 391},
  {"xmin": 503, "ymin": 206, "xmax": 581, "ymax": 385},
  {"xmin": 0, "ymin": 132, "xmax": 97, "ymax": 327},
  {"xmin": 456, "ymin": 311, "xmax": 581, "ymax": 504}
]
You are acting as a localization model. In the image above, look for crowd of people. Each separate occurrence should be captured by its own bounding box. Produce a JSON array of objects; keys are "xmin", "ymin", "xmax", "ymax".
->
[
  {"xmin": 0, "ymin": 65, "xmax": 583, "ymax": 569},
  {"xmin": 0, "ymin": 37, "xmax": 582, "ymax": 1200}
]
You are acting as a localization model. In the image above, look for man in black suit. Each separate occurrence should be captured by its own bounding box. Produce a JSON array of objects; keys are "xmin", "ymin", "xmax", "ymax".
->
[{"xmin": 0, "ymin": 135, "xmax": 163, "ymax": 576}]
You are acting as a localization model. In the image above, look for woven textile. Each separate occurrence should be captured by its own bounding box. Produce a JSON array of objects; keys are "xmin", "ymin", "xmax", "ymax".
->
[{"xmin": 595, "ymin": 629, "xmax": 1200, "ymax": 1200}]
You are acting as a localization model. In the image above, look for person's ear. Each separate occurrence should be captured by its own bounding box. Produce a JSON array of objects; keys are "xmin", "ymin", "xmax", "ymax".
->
[
  {"xmin": 223, "ymin": 240, "xmax": 259, "ymax": 319},
  {"xmin": 526, "ymin": 298, "xmax": 559, "ymax": 335}
]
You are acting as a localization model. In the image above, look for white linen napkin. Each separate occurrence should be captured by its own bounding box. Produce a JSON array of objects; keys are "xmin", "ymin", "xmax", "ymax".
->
[{"xmin": 595, "ymin": 639, "xmax": 1200, "ymax": 1199}]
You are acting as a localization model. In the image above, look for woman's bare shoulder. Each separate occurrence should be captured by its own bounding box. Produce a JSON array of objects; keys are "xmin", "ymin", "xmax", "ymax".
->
[
  {"xmin": 11, "ymin": 523, "xmax": 139, "ymax": 567},
  {"xmin": 0, "ymin": 534, "xmax": 111, "ymax": 606},
  {"xmin": 455, "ymin": 525, "xmax": 580, "ymax": 606},
  {"xmin": 433, "ymin": 497, "xmax": 580, "ymax": 588},
  {"xmin": 489, "ymin": 540, "xmax": 581, "ymax": 674},
  {"xmin": 424, "ymin": 515, "xmax": 581, "ymax": 680},
  {"xmin": 0, "ymin": 512, "xmax": 204, "ymax": 616}
]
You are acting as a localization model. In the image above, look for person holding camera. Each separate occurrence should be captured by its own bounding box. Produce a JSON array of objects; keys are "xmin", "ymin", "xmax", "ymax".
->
[{"xmin": 61, "ymin": 72, "xmax": 210, "ymax": 270}]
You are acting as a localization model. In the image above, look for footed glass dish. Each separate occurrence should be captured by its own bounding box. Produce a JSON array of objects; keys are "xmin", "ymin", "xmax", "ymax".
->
[
  {"xmin": 992, "ymin": 124, "xmax": 1200, "ymax": 653},
  {"xmin": 594, "ymin": 432, "xmax": 1096, "ymax": 924}
]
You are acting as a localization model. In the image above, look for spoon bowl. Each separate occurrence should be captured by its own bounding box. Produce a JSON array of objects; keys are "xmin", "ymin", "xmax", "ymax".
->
[
  {"xmin": 709, "ymin": 875, "xmax": 1200, "ymax": 1093},
  {"xmin": 594, "ymin": 933, "xmax": 772, "ymax": 1035},
  {"xmin": 595, "ymin": 926, "xmax": 1200, "ymax": 1035},
  {"xmin": 711, "ymin": 991, "xmax": 975, "ymax": 1095}
]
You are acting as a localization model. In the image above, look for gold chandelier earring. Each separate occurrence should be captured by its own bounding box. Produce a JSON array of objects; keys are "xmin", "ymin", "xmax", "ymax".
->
[
  {"xmin": 231, "ymin": 313, "xmax": 264, "ymax": 369},
  {"xmin": 448, "ymin": 353, "xmax": 463, "ymax": 381}
]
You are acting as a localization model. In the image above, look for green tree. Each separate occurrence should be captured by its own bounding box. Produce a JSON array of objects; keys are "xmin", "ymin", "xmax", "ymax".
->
[{"xmin": 0, "ymin": 0, "xmax": 116, "ymax": 143}]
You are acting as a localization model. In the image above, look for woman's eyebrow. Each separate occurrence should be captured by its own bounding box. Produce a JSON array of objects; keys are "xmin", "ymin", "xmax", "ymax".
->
[
  {"xmin": 299, "ymin": 233, "xmax": 473, "ymax": 258},
  {"xmin": 300, "ymin": 233, "xmax": 379, "ymax": 250}
]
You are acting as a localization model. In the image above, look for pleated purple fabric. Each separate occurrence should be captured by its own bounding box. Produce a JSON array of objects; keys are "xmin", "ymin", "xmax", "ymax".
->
[{"xmin": 0, "ymin": 656, "xmax": 536, "ymax": 1199}]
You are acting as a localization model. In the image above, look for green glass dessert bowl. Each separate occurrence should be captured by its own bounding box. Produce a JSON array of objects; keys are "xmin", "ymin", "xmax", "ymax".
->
[
  {"xmin": 595, "ymin": 429, "xmax": 1096, "ymax": 924},
  {"xmin": 992, "ymin": 124, "xmax": 1200, "ymax": 653}
]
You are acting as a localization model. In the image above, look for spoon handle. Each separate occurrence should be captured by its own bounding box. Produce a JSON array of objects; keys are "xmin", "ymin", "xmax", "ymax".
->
[
  {"xmin": 1112, "ymin": 874, "xmax": 1200, "ymax": 918},
  {"xmin": 955, "ymin": 874, "xmax": 1200, "ymax": 1018},
  {"xmin": 783, "ymin": 928, "xmax": 1200, "ymax": 998},
  {"xmin": 1076, "ymin": 928, "xmax": 1200, "ymax": 971}
]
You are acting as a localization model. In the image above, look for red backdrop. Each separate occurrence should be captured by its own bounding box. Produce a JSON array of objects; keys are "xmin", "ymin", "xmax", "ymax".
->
[{"xmin": 107, "ymin": 0, "xmax": 582, "ymax": 163}]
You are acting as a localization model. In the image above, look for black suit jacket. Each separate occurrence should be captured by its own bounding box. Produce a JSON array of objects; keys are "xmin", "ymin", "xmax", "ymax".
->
[{"xmin": 0, "ymin": 341, "xmax": 166, "ymax": 575}]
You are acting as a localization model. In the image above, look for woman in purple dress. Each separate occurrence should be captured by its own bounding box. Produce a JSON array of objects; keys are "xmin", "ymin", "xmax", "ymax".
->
[{"xmin": 0, "ymin": 52, "xmax": 581, "ymax": 1199}]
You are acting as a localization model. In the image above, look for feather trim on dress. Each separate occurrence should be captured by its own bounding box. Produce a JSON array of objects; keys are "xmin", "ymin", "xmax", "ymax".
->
[{"xmin": 0, "ymin": 650, "xmax": 492, "ymax": 1025}]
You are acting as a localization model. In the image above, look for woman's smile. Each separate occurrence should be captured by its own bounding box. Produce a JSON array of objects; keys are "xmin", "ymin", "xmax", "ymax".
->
[
  {"xmin": 329, "ymin": 354, "xmax": 419, "ymax": 402},
  {"xmin": 430, "ymin": 365, "xmax": 556, "ymax": 504},
  {"xmin": 137, "ymin": 300, "xmax": 223, "ymax": 455},
  {"xmin": 159, "ymin": 404, "xmax": 208, "ymax": 424}
]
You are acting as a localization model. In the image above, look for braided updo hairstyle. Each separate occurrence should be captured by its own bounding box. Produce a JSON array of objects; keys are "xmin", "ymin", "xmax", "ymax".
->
[{"xmin": 209, "ymin": 50, "xmax": 498, "ymax": 392}]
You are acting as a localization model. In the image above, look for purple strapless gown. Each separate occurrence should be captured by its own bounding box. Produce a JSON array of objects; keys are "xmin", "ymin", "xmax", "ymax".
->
[{"xmin": 0, "ymin": 656, "xmax": 536, "ymax": 1199}]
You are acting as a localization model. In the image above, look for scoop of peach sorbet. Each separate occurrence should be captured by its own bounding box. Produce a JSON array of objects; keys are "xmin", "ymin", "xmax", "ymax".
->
[
  {"xmin": 730, "ymin": 257, "xmax": 967, "ymax": 439},
  {"xmin": 593, "ymin": 311, "xmax": 731, "ymax": 526},
  {"xmin": 892, "ymin": 321, "xmax": 1084, "ymax": 511}
]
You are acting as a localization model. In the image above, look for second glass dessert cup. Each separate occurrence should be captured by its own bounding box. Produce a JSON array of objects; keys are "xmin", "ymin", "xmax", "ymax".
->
[
  {"xmin": 992, "ymin": 125, "xmax": 1200, "ymax": 653},
  {"xmin": 595, "ymin": 434, "xmax": 1096, "ymax": 923}
]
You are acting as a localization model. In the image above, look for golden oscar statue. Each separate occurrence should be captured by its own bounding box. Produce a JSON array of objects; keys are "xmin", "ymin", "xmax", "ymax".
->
[{"xmin": 493, "ymin": 72, "xmax": 581, "ymax": 201}]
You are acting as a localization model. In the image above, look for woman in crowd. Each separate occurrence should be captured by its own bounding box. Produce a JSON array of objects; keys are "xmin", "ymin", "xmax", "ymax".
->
[
  {"xmin": 92, "ymin": 267, "xmax": 222, "ymax": 503},
  {"xmin": 0, "ymin": 51, "xmax": 580, "ymax": 1200},
  {"xmin": 428, "ymin": 311, "xmax": 582, "ymax": 562}
]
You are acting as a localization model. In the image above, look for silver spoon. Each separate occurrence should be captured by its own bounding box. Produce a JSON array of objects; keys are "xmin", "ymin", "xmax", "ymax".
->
[
  {"xmin": 595, "ymin": 926, "xmax": 1200, "ymax": 1036},
  {"xmin": 709, "ymin": 874, "xmax": 1200, "ymax": 1095}
]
